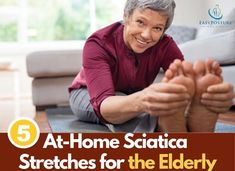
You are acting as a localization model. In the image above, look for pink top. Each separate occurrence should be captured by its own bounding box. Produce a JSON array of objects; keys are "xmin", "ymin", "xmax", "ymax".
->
[{"xmin": 69, "ymin": 22, "xmax": 184, "ymax": 122}]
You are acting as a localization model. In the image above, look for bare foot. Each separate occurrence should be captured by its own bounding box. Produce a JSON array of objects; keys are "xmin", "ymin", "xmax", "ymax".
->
[
  {"xmin": 187, "ymin": 59, "xmax": 223, "ymax": 132},
  {"xmin": 158, "ymin": 59, "xmax": 195, "ymax": 132}
]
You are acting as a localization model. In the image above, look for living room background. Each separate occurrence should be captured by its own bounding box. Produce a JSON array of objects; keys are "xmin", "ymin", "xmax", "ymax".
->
[
  {"xmin": 0, "ymin": 0, "xmax": 235, "ymax": 56},
  {"xmin": 0, "ymin": 0, "xmax": 234, "ymax": 103}
]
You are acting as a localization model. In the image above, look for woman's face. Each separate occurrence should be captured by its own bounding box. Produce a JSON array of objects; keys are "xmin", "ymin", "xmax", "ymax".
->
[{"xmin": 123, "ymin": 8, "xmax": 167, "ymax": 53}]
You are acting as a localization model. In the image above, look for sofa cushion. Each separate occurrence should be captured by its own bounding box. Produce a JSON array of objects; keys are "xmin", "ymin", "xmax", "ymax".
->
[
  {"xmin": 32, "ymin": 77, "xmax": 74, "ymax": 106},
  {"xmin": 26, "ymin": 50, "xmax": 82, "ymax": 78},
  {"xmin": 179, "ymin": 29, "xmax": 235, "ymax": 65},
  {"xmin": 166, "ymin": 25, "xmax": 197, "ymax": 44}
]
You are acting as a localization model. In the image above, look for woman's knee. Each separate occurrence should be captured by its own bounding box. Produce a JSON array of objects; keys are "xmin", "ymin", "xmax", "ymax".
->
[
  {"xmin": 69, "ymin": 90, "xmax": 100, "ymax": 123},
  {"xmin": 73, "ymin": 109, "xmax": 91, "ymax": 121},
  {"xmin": 73, "ymin": 109, "xmax": 100, "ymax": 123},
  {"xmin": 69, "ymin": 89, "xmax": 126, "ymax": 123}
]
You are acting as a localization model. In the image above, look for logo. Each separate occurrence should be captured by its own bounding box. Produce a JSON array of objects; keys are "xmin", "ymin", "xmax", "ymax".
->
[
  {"xmin": 199, "ymin": 4, "xmax": 232, "ymax": 28},
  {"xmin": 208, "ymin": 4, "xmax": 223, "ymax": 20}
]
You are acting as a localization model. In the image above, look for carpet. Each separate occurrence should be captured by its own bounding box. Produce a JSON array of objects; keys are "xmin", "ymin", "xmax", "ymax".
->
[
  {"xmin": 46, "ymin": 107, "xmax": 110, "ymax": 133},
  {"xmin": 46, "ymin": 107, "xmax": 235, "ymax": 133}
]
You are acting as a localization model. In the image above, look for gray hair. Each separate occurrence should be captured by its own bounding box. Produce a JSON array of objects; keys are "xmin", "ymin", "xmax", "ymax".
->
[{"xmin": 124, "ymin": 0, "xmax": 176, "ymax": 30}]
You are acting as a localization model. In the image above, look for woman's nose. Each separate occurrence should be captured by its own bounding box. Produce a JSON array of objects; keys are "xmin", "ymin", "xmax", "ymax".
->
[{"xmin": 140, "ymin": 28, "xmax": 151, "ymax": 39}]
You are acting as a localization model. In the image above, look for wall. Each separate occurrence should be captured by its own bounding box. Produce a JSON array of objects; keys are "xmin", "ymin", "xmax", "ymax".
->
[
  {"xmin": 206, "ymin": 0, "xmax": 235, "ymax": 16},
  {"xmin": 173, "ymin": 0, "xmax": 235, "ymax": 27}
]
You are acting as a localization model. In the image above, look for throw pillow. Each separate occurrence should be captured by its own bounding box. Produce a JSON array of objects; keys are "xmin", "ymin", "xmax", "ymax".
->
[
  {"xmin": 179, "ymin": 29, "xmax": 235, "ymax": 65},
  {"xmin": 166, "ymin": 25, "xmax": 197, "ymax": 44}
]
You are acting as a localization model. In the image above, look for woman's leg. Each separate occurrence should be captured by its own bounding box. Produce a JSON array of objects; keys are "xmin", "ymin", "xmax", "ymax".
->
[
  {"xmin": 70, "ymin": 88, "xmax": 157, "ymax": 132},
  {"xmin": 69, "ymin": 88, "xmax": 100, "ymax": 124}
]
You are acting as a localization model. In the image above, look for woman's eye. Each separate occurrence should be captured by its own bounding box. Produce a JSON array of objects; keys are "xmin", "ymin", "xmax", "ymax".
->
[
  {"xmin": 154, "ymin": 27, "xmax": 163, "ymax": 32},
  {"xmin": 136, "ymin": 20, "xmax": 144, "ymax": 25}
]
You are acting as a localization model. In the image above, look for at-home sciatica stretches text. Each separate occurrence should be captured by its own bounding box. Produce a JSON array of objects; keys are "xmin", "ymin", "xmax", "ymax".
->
[{"xmin": 42, "ymin": 133, "xmax": 187, "ymax": 149}]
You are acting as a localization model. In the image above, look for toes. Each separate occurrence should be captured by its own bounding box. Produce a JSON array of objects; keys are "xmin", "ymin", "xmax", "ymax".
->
[
  {"xmin": 165, "ymin": 59, "xmax": 180, "ymax": 80},
  {"xmin": 194, "ymin": 60, "xmax": 205, "ymax": 77},
  {"xmin": 165, "ymin": 69, "xmax": 174, "ymax": 80},
  {"xmin": 205, "ymin": 59, "xmax": 214, "ymax": 74},
  {"xmin": 169, "ymin": 59, "xmax": 182, "ymax": 76},
  {"xmin": 169, "ymin": 63, "xmax": 177, "ymax": 77},
  {"xmin": 216, "ymin": 68, "xmax": 222, "ymax": 76},
  {"xmin": 182, "ymin": 60, "xmax": 194, "ymax": 77},
  {"xmin": 177, "ymin": 63, "xmax": 184, "ymax": 75},
  {"xmin": 212, "ymin": 61, "xmax": 222, "ymax": 76},
  {"xmin": 205, "ymin": 59, "xmax": 222, "ymax": 76},
  {"xmin": 162, "ymin": 77, "xmax": 169, "ymax": 83},
  {"xmin": 169, "ymin": 63, "xmax": 177, "ymax": 74},
  {"xmin": 174, "ymin": 59, "xmax": 184, "ymax": 75}
]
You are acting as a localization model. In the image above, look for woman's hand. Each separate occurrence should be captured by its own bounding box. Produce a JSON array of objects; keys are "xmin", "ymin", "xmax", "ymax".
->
[
  {"xmin": 141, "ymin": 82, "xmax": 190, "ymax": 116},
  {"xmin": 100, "ymin": 82, "xmax": 190, "ymax": 124},
  {"xmin": 201, "ymin": 83, "xmax": 235, "ymax": 113}
]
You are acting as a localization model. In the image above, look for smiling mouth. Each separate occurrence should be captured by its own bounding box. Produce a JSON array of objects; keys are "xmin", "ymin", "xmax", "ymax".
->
[{"xmin": 135, "ymin": 38, "xmax": 149, "ymax": 46}]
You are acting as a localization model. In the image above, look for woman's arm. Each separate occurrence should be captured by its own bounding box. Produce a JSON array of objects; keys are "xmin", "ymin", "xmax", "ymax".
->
[{"xmin": 100, "ymin": 82, "xmax": 190, "ymax": 124}]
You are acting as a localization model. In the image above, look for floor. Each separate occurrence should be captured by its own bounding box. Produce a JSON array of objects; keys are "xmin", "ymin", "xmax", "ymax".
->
[
  {"xmin": 0, "ymin": 98, "xmax": 36, "ymax": 132},
  {"xmin": 34, "ymin": 111, "xmax": 52, "ymax": 133},
  {"xmin": 0, "ymin": 54, "xmax": 35, "ymax": 132},
  {"xmin": 0, "ymin": 97, "xmax": 52, "ymax": 132}
]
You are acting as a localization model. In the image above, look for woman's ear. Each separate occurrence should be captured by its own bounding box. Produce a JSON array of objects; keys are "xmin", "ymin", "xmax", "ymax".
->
[{"xmin": 123, "ymin": 12, "xmax": 128, "ymax": 24}]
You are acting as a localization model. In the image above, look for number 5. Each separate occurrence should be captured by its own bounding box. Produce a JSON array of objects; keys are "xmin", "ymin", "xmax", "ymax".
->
[{"xmin": 17, "ymin": 125, "xmax": 30, "ymax": 142}]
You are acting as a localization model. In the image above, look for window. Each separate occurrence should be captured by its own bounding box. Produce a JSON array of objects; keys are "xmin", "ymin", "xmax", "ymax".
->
[
  {"xmin": 0, "ymin": 0, "xmax": 125, "ymax": 43},
  {"xmin": 0, "ymin": 0, "xmax": 18, "ymax": 42}
]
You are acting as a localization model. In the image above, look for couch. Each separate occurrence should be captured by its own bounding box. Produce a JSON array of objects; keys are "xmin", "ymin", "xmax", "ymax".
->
[
  {"xmin": 26, "ymin": 10, "xmax": 235, "ymax": 110},
  {"xmin": 26, "ymin": 50, "xmax": 82, "ymax": 110}
]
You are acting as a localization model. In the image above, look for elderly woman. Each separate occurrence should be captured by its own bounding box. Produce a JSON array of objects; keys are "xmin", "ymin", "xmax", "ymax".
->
[{"xmin": 69, "ymin": 0, "xmax": 234, "ymax": 132}]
